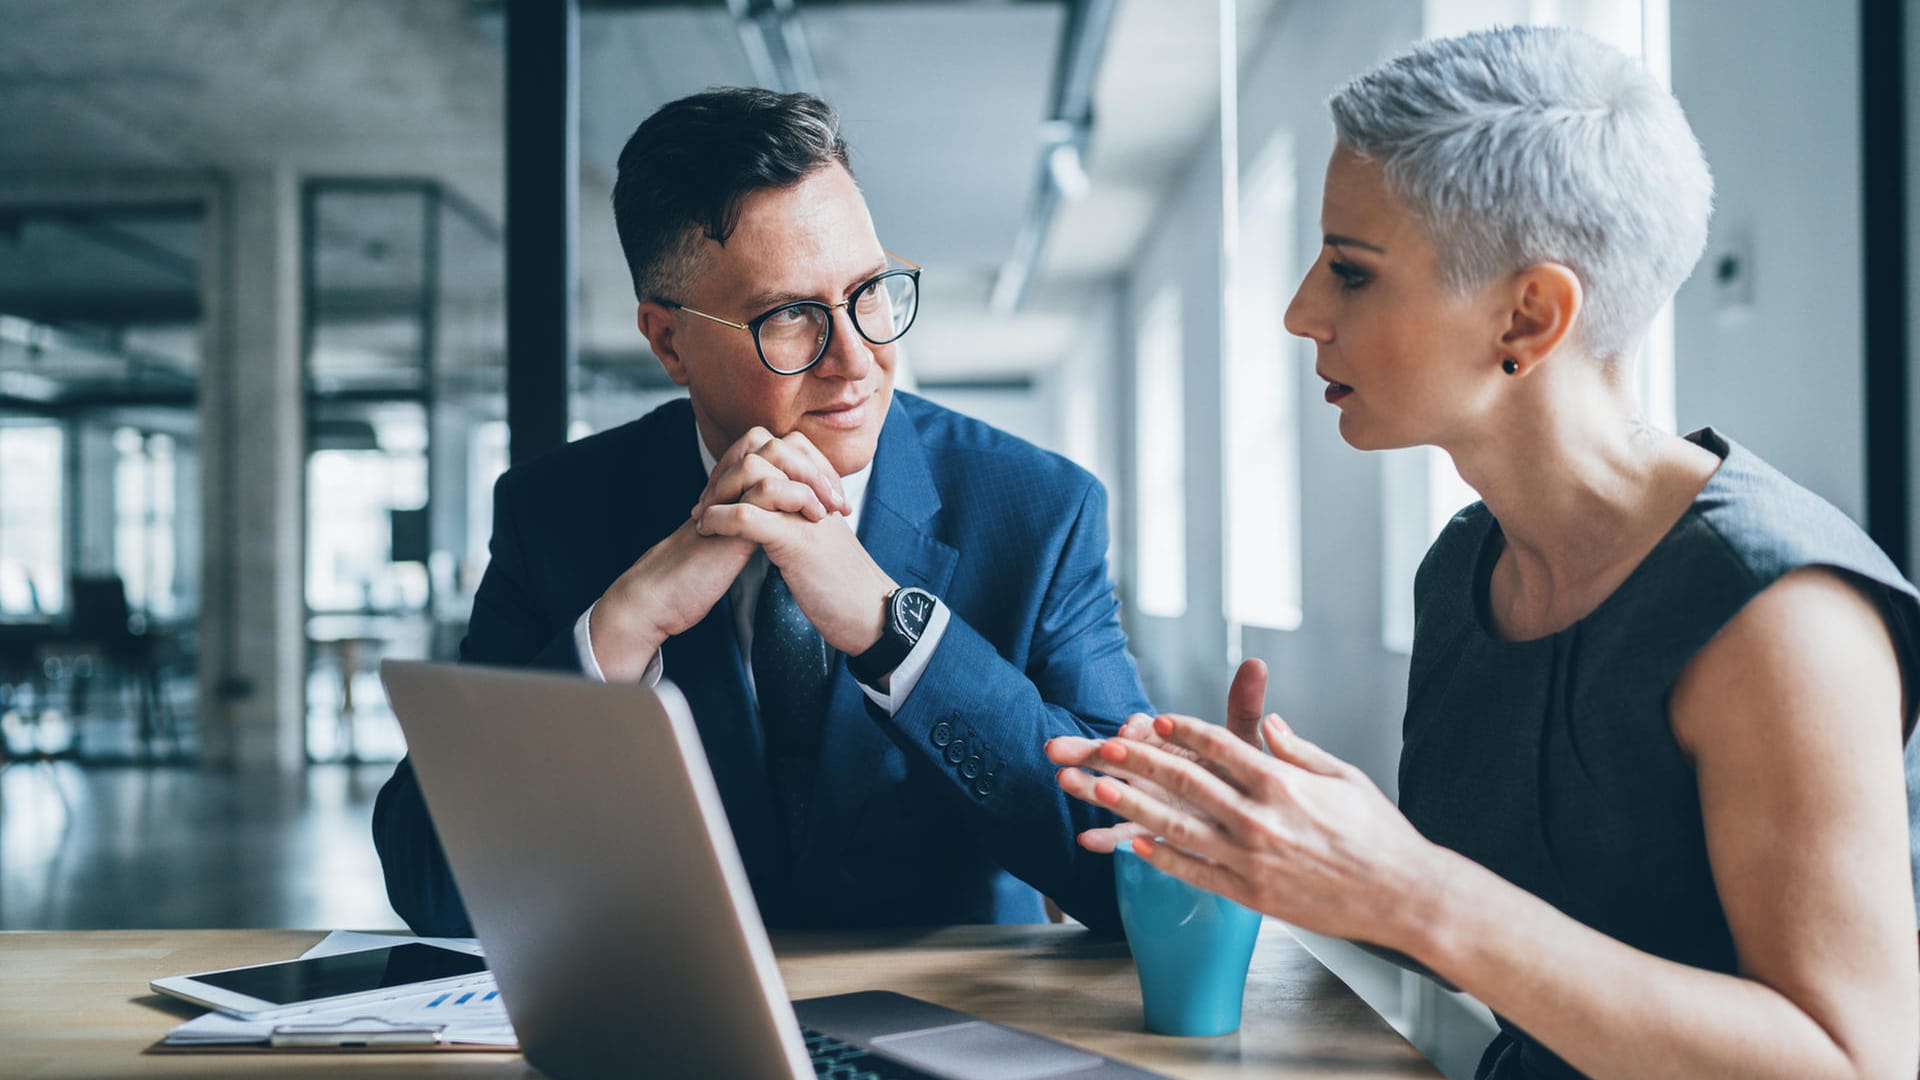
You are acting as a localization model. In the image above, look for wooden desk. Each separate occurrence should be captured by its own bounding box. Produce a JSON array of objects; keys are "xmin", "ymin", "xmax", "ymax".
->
[{"xmin": 0, "ymin": 924, "xmax": 1439, "ymax": 1078}]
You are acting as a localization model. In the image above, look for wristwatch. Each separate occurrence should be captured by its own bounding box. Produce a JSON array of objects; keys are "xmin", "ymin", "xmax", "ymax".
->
[{"xmin": 847, "ymin": 586, "xmax": 937, "ymax": 685}]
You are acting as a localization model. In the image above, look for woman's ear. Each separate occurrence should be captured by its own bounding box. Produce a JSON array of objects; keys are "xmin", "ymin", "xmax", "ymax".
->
[
  {"xmin": 1498, "ymin": 263, "xmax": 1583, "ymax": 376},
  {"xmin": 638, "ymin": 302, "xmax": 692, "ymax": 388}
]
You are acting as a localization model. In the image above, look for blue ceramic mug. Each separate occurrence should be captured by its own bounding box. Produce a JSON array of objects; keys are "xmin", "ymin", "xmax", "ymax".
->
[{"xmin": 1114, "ymin": 846, "xmax": 1263, "ymax": 1036}]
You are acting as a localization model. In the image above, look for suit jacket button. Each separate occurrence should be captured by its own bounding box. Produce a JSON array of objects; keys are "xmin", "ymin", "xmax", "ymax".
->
[
  {"xmin": 973, "ymin": 772, "xmax": 997, "ymax": 797},
  {"xmin": 930, "ymin": 721, "xmax": 954, "ymax": 748},
  {"xmin": 944, "ymin": 739, "xmax": 967, "ymax": 766},
  {"xmin": 960, "ymin": 755, "xmax": 982, "ymax": 780}
]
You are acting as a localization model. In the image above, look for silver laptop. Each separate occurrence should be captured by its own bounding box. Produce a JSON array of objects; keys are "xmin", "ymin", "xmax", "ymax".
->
[{"xmin": 380, "ymin": 659, "xmax": 1165, "ymax": 1080}]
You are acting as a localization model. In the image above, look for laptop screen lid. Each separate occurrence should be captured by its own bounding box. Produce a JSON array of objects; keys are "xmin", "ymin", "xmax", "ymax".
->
[{"xmin": 379, "ymin": 659, "xmax": 812, "ymax": 1079}]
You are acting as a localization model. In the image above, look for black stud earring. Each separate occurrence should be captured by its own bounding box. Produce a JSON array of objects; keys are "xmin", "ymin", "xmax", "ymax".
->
[{"xmin": 1501, "ymin": 358, "xmax": 1519, "ymax": 376}]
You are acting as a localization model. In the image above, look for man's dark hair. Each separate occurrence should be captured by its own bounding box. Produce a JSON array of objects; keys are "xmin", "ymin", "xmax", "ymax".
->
[{"xmin": 612, "ymin": 87, "xmax": 852, "ymax": 303}]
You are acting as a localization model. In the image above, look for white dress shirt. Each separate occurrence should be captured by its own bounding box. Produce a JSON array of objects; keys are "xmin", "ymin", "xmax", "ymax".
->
[{"xmin": 573, "ymin": 428, "xmax": 949, "ymax": 714}]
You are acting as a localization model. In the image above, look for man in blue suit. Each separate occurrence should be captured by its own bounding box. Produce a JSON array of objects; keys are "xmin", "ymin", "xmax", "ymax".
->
[{"xmin": 373, "ymin": 87, "xmax": 1151, "ymax": 937}]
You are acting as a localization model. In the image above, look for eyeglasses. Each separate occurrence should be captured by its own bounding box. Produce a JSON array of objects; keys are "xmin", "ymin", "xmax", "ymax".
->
[{"xmin": 661, "ymin": 254, "xmax": 921, "ymax": 376}]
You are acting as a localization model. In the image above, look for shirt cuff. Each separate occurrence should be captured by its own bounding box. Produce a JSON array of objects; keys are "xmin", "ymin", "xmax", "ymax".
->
[
  {"xmin": 857, "ymin": 599, "xmax": 950, "ymax": 715},
  {"xmin": 574, "ymin": 601, "xmax": 663, "ymax": 687}
]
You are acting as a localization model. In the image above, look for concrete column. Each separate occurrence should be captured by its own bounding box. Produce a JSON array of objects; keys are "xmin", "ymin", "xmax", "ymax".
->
[
  {"xmin": 197, "ymin": 168, "xmax": 305, "ymax": 771},
  {"xmin": 173, "ymin": 437, "xmax": 202, "ymax": 617},
  {"xmin": 428, "ymin": 398, "xmax": 471, "ymax": 626},
  {"xmin": 70, "ymin": 422, "xmax": 118, "ymax": 576}
]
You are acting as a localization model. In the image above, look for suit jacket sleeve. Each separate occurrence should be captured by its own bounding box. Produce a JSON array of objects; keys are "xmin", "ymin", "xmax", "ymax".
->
[
  {"xmin": 372, "ymin": 470, "xmax": 584, "ymax": 936},
  {"xmin": 872, "ymin": 477, "xmax": 1149, "ymax": 936}
]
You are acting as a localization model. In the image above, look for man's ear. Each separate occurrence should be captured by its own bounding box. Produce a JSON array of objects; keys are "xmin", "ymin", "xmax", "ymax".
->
[
  {"xmin": 1498, "ymin": 262, "xmax": 1583, "ymax": 375},
  {"xmin": 638, "ymin": 302, "xmax": 691, "ymax": 387}
]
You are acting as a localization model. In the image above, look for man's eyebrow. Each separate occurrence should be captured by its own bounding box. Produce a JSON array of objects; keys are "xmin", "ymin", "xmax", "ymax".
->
[
  {"xmin": 741, "ymin": 262, "xmax": 890, "ymax": 313},
  {"xmin": 1324, "ymin": 233, "xmax": 1386, "ymax": 254},
  {"xmin": 742, "ymin": 287, "xmax": 811, "ymax": 312}
]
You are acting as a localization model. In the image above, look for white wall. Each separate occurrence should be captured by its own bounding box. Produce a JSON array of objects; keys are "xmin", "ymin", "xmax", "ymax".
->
[
  {"xmin": 1052, "ymin": 282, "xmax": 1128, "ymax": 545},
  {"xmin": 1670, "ymin": 0, "xmax": 1865, "ymax": 520}
]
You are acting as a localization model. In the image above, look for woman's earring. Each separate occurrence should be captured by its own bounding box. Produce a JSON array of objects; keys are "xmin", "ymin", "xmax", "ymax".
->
[{"xmin": 1501, "ymin": 358, "xmax": 1519, "ymax": 376}]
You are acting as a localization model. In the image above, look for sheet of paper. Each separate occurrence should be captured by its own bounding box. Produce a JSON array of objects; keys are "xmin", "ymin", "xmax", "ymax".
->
[
  {"xmin": 161, "ymin": 933, "xmax": 515, "ymax": 1047},
  {"xmin": 299, "ymin": 929, "xmax": 483, "ymax": 958}
]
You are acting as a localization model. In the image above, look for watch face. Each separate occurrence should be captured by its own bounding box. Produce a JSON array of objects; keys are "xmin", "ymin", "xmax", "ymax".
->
[{"xmin": 894, "ymin": 588, "xmax": 935, "ymax": 637}]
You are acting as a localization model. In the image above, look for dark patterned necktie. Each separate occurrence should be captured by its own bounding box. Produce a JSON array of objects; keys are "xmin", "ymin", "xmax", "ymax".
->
[{"xmin": 751, "ymin": 565, "xmax": 831, "ymax": 852}]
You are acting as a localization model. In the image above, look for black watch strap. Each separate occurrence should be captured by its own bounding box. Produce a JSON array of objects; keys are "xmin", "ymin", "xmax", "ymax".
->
[{"xmin": 848, "ymin": 586, "xmax": 936, "ymax": 685}]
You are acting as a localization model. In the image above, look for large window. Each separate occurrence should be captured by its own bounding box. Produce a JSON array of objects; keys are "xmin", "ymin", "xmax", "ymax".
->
[
  {"xmin": 306, "ymin": 409, "xmax": 430, "ymax": 615},
  {"xmin": 0, "ymin": 422, "xmax": 64, "ymax": 615},
  {"xmin": 1134, "ymin": 286, "xmax": 1187, "ymax": 619},
  {"xmin": 1225, "ymin": 134, "xmax": 1303, "ymax": 633},
  {"xmin": 467, "ymin": 420, "xmax": 509, "ymax": 578}
]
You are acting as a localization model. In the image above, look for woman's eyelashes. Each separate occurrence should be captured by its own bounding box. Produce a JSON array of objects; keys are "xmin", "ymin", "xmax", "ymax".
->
[{"xmin": 1327, "ymin": 258, "xmax": 1371, "ymax": 291}]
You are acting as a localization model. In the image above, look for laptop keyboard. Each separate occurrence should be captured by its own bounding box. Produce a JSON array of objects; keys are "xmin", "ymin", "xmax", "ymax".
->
[{"xmin": 803, "ymin": 1027, "xmax": 942, "ymax": 1079}]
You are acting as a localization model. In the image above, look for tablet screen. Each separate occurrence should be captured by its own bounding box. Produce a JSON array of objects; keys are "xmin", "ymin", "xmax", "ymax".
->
[{"xmin": 195, "ymin": 943, "xmax": 488, "ymax": 1005}]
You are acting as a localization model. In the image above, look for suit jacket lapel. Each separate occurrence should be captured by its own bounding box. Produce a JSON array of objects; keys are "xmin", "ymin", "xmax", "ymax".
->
[{"xmin": 858, "ymin": 396, "xmax": 958, "ymax": 592}]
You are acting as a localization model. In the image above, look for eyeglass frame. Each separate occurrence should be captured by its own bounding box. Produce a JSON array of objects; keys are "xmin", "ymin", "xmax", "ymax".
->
[{"xmin": 656, "ymin": 253, "xmax": 922, "ymax": 376}]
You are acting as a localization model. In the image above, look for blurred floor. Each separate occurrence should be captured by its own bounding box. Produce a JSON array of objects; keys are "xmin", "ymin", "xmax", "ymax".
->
[
  {"xmin": 1, "ymin": 660, "xmax": 409, "ymax": 765},
  {"xmin": 0, "ymin": 761, "xmax": 404, "ymax": 930},
  {"xmin": 304, "ymin": 663, "xmax": 408, "ymax": 763}
]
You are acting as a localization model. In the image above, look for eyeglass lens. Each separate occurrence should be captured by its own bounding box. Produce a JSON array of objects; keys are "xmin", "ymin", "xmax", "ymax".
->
[{"xmin": 758, "ymin": 271, "xmax": 919, "ymax": 374}]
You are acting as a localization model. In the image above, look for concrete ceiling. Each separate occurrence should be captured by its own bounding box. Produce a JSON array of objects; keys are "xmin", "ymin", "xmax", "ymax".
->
[
  {"xmin": 0, "ymin": 1, "xmax": 506, "ymax": 209},
  {"xmin": 0, "ymin": 0, "xmax": 1279, "ymax": 391}
]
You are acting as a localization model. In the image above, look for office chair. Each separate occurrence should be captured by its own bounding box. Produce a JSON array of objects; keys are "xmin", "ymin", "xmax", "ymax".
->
[{"xmin": 63, "ymin": 575, "xmax": 179, "ymax": 759}]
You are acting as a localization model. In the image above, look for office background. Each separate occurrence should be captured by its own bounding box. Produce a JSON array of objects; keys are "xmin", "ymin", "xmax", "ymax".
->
[{"xmin": 0, "ymin": 0, "xmax": 1911, "ymax": 1075}]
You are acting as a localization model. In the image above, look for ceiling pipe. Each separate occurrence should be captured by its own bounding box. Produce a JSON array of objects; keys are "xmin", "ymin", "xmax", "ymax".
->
[
  {"xmin": 725, "ymin": 0, "xmax": 821, "ymax": 95},
  {"xmin": 990, "ymin": 0, "xmax": 1116, "ymax": 317}
]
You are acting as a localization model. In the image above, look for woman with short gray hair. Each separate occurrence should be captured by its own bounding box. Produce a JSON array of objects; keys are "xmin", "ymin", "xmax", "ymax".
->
[{"xmin": 1052, "ymin": 25, "xmax": 1919, "ymax": 1079}]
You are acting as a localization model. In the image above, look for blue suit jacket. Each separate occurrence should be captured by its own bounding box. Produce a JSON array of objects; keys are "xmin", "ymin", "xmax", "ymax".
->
[{"xmin": 373, "ymin": 391, "xmax": 1151, "ymax": 936}]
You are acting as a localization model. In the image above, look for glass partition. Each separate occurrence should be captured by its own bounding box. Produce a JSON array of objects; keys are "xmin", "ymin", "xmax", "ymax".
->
[{"xmin": 303, "ymin": 182, "xmax": 502, "ymax": 763}]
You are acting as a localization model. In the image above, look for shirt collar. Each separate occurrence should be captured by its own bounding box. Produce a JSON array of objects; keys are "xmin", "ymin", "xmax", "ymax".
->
[{"xmin": 696, "ymin": 423, "xmax": 872, "ymax": 531}]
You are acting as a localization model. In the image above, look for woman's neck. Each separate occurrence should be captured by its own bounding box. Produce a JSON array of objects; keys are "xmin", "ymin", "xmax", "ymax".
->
[{"xmin": 1445, "ymin": 366, "xmax": 1720, "ymax": 637}]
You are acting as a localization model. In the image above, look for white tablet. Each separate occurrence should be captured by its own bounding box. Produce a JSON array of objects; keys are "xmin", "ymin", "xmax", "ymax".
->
[{"xmin": 151, "ymin": 941, "xmax": 491, "ymax": 1021}]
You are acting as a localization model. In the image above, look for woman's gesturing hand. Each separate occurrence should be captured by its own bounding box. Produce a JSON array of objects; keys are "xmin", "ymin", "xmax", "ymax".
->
[
  {"xmin": 1046, "ymin": 659, "xmax": 1271, "ymax": 854},
  {"xmin": 1055, "ymin": 700, "xmax": 1455, "ymax": 953}
]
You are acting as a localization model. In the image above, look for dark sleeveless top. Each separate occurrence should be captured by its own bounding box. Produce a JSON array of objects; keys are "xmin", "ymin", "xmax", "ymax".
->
[{"xmin": 1398, "ymin": 429, "xmax": 1920, "ymax": 1080}]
